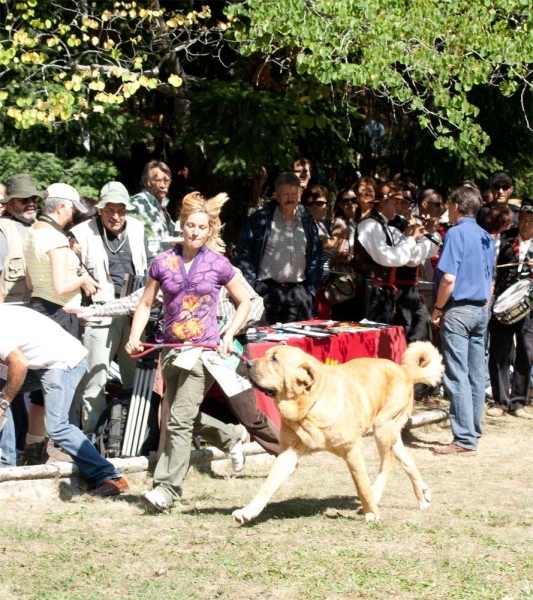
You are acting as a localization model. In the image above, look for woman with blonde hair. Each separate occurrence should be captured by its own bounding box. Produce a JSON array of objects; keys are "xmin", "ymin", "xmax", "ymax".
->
[{"xmin": 126, "ymin": 191, "xmax": 251, "ymax": 514}]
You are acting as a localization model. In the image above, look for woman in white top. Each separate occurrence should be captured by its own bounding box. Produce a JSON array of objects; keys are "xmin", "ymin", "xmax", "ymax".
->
[{"xmin": 24, "ymin": 183, "xmax": 99, "ymax": 338}]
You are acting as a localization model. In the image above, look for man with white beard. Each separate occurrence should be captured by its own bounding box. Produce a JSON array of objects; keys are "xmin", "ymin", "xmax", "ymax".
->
[{"xmin": 0, "ymin": 173, "xmax": 43, "ymax": 304}]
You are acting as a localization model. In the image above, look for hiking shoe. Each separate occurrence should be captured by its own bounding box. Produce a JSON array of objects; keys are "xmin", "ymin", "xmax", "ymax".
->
[
  {"xmin": 509, "ymin": 408, "xmax": 533, "ymax": 420},
  {"xmin": 18, "ymin": 438, "xmax": 50, "ymax": 466},
  {"xmin": 432, "ymin": 443, "xmax": 476, "ymax": 456},
  {"xmin": 486, "ymin": 406, "xmax": 505, "ymax": 417},
  {"xmin": 140, "ymin": 489, "xmax": 170, "ymax": 514},
  {"xmin": 228, "ymin": 426, "xmax": 247, "ymax": 473},
  {"xmin": 91, "ymin": 477, "xmax": 129, "ymax": 496}
]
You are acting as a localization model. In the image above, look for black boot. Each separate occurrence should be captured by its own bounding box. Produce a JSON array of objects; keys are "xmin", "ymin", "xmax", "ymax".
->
[{"xmin": 18, "ymin": 438, "xmax": 50, "ymax": 466}]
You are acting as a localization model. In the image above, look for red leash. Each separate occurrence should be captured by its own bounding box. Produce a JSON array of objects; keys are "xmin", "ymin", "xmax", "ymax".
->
[{"xmin": 130, "ymin": 342, "xmax": 248, "ymax": 362}]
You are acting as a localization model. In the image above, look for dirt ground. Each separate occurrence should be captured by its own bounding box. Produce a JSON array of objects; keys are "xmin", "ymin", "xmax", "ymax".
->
[{"xmin": 1, "ymin": 401, "xmax": 533, "ymax": 600}]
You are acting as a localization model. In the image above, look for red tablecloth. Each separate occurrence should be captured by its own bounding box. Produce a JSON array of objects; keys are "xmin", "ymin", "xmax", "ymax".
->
[{"xmin": 248, "ymin": 325, "xmax": 407, "ymax": 428}]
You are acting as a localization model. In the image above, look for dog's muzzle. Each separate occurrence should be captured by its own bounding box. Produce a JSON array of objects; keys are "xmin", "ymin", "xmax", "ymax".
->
[{"xmin": 246, "ymin": 361, "xmax": 276, "ymax": 397}]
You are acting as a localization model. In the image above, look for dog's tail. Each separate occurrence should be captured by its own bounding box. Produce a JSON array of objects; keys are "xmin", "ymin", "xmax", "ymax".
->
[{"xmin": 401, "ymin": 341, "xmax": 444, "ymax": 387}]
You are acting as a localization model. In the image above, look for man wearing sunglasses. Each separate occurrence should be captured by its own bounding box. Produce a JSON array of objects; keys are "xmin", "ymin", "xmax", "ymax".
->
[
  {"xmin": 0, "ymin": 173, "xmax": 44, "ymax": 304},
  {"xmin": 477, "ymin": 172, "xmax": 519, "ymax": 231}
]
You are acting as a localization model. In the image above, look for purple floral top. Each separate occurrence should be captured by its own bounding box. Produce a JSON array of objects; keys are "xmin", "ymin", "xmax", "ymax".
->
[{"xmin": 149, "ymin": 245, "xmax": 235, "ymax": 346}]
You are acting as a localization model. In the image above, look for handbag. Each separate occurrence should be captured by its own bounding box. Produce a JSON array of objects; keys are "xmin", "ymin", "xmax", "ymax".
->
[{"xmin": 323, "ymin": 272, "xmax": 358, "ymax": 304}]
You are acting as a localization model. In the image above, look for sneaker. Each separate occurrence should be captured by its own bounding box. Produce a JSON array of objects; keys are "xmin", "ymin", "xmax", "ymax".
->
[
  {"xmin": 140, "ymin": 489, "xmax": 170, "ymax": 514},
  {"xmin": 486, "ymin": 406, "xmax": 505, "ymax": 417},
  {"xmin": 228, "ymin": 426, "xmax": 247, "ymax": 473}
]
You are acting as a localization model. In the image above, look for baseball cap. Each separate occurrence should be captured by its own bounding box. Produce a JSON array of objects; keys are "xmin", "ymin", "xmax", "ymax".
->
[
  {"xmin": 490, "ymin": 172, "xmax": 513, "ymax": 187},
  {"xmin": 3, "ymin": 173, "xmax": 44, "ymax": 203},
  {"xmin": 45, "ymin": 183, "xmax": 87, "ymax": 213},
  {"xmin": 96, "ymin": 181, "xmax": 134, "ymax": 210}
]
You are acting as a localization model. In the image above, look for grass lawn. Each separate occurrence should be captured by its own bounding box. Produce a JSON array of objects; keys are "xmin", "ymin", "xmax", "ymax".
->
[{"xmin": 2, "ymin": 414, "xmax": 533, "ymax": 600}]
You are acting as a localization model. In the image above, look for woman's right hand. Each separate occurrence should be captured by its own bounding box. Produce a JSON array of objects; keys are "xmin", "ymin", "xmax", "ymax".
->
[
  {"xmin": 80, "ymin": 274, "xmax": 101, "ymax": 296},
  {"xmin": 125, "ymin": 338, "xmax": 144, "ymax": 355}
]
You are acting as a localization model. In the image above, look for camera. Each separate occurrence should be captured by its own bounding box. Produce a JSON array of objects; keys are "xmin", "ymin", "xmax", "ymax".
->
[{"xmin": 78, "ymin": 266, "xmax": 98, "ymax": 307}]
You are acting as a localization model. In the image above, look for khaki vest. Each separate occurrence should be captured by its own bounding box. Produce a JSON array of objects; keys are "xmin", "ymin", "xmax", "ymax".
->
[
  {"xmin": 0, "ymin": 218, "xmax": 30, "ymax": 303},
  {"xmin": 70, "ymin": 216, "xmax": 148, "ymax": 326}
]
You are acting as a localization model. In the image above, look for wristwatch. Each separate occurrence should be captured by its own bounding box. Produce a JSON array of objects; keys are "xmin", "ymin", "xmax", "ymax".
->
[{"xmin": 0, "ymin": 398, "xmax": 10, "ymax": 411}]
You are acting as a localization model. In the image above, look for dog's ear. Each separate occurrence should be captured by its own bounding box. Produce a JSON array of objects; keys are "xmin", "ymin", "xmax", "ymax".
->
[{"xmin": 296, "ymin": 361, "xmax": 316, "ymax": 391}]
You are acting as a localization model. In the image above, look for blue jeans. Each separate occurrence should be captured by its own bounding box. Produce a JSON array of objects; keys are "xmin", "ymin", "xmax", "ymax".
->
[
  {"xmin": 0, "ymin": 378, "xmax": 17, "ymax": 467},
  {"xmin": 441, "ymin": 305, "xmax": 488, "ymax": 450},
  {"xmin": 1, "ymin": 360, "xmax": 121, "ymax": 487}
]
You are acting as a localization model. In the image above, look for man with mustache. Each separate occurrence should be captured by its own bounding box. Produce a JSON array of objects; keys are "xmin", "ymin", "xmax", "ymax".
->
[
  {"xmin": 130, "ymin": 160, "xmax": 175, "ymax": 256},
  {"xmin": 233, "ymin": 172, "xmax": 323, "ymax": 325}
]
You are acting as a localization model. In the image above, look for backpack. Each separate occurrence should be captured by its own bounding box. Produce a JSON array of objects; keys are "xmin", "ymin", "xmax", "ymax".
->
[{"xmin": 93, "ymin": 391, "xmax": 161, "ymax": 459}]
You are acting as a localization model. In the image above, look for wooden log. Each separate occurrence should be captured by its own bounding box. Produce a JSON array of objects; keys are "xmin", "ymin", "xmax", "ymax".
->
[
  {"xmin": 0, "ymin": 442, "xmax": 265, "ymax": 484},
  {"xmin": 406, "ymin": 409, "xmax": 449, "ymax": 429}
]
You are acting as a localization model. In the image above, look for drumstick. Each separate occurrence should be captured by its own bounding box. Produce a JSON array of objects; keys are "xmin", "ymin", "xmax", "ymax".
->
[{"xmin": 496, "ymin": 260, "xmax": 533, "ymax": 268}]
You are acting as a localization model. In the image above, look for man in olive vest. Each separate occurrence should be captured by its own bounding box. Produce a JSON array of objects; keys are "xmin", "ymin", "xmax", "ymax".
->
[{"xmin": 0, "ymin": 174, "xmax": 44, "ymax": 304}]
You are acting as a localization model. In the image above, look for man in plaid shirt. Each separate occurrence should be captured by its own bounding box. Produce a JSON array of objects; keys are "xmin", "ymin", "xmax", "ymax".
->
[{"xmin": 130, "ymin": 160, "xmax": 175, "ymax": 256}]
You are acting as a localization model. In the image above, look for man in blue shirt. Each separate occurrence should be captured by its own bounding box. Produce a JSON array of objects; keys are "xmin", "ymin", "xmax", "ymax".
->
[{"xmin": 430, "ymin": 185, "xmax": 495, "ymax": 455}]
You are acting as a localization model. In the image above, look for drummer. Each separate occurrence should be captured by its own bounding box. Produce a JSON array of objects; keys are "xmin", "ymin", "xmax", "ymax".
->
[{"xmin": 487, "ymin": 199, "xmax": 533, "ymax": 420}]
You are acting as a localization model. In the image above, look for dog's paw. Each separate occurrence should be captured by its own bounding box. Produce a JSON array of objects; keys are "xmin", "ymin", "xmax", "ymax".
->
[
  {"xmin": 419, "ymin": 485, "xmax": 432, "ymax": 509},
  {"xmin": 232, "ymin": 505, "xmax": 258, "ymax": 524},
  {"xmin": 364, "ymin": 511, "xmax": 380, "ymax": 522}
]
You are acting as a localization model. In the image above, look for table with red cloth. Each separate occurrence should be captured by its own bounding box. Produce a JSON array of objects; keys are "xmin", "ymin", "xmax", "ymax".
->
[{"xmin": 248, "ymin": 324, "xmax": 407, "ymax": 428}]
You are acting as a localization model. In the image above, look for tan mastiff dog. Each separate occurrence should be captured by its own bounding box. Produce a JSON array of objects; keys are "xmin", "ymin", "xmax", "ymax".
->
[{"xmin": 233, "ymin": 341, "xmax": 444, "ymax": 524}]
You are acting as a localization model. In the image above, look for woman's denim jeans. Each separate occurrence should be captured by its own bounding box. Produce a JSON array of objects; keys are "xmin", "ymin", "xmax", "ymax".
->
[{"xmin": 441, "ymin": 305, "xmax": 488, "ymax": 450}]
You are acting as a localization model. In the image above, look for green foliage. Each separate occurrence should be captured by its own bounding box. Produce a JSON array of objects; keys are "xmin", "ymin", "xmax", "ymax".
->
[
  {"xmin": 227, "ymin": 0, "xmax": 533, "ymax": 156},
  {"xmin": 0, "ymin": 147, "xmax": 118, "ymax": 198},
  {"xmin": 179, "ymin": 79, "xmax": 361, "ymax": 178}
]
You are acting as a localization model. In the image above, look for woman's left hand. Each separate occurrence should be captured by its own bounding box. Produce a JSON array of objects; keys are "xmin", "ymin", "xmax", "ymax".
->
[{"xmin": 220, "ymin": 332, "xmax": 234, "ymax": 356}]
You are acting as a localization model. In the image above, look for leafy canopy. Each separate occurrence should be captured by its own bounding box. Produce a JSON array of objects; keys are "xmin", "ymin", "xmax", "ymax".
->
[
  {"xmin": 227, "ymin": 0, "xmax": 533, "ymax": 154},
  {"xmin": 0, "ymin": 0, "xmax": 217, "ymax": 128}
]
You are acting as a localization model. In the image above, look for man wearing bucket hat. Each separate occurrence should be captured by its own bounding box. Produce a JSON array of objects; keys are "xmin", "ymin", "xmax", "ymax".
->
[
  {"xmin": 486, "ymin": 199, "xmax": 533, "ymax": 420},
  {"xmin": 69, "ymin": 181, "xmax": 149, "ymax": 435},
  {"xmin": 0, "ymin": 173, "xmax": 44, "ymax": 304}
]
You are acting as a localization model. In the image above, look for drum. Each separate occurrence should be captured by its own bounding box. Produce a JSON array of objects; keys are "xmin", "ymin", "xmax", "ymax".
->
[{"xmin": 493, "ymin": 279, "xmax": 533, "ymax": 325}]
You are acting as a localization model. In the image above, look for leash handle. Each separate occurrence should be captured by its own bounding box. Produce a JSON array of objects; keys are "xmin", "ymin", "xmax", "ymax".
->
[{"xmin": 130, "ymin": 342, "xmax": 248, "ymax": 362}]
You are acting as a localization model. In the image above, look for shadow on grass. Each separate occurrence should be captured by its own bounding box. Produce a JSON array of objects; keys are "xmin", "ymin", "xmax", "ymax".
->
[
  {"xmin": 182, "ymin": 494, "xmax": 363, "ymax": 525},
  {"xmin": 401, "ymin": 429, "xmax": 442, "ymax": 451},
  {"xmin": 58, "ymin": 482, "xmax": 144, "ymax": 506}
]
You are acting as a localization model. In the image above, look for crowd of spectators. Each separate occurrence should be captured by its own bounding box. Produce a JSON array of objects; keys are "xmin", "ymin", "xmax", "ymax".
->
[{"xmin": 0, "ymin": 159, "xmax": 532, "ymax": 508}]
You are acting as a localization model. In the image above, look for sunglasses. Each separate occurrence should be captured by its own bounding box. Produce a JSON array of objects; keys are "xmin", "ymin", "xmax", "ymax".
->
[
  {"xmin": 492, "ymin": 184, "xmax": 511, "ymax": 191},
  {"xmin": 311, "ymin": 200, "xmax": 327, "ymax": 207},
  {"xmin": 340, "ymin": 197, "xmax": 356, "ymax": 205},
  {"xmin": 16, "ymin": 196, "xmax": 39, "ymax": 205},
  {"xmin": 430, "ymin": 202, "xmax": 443, "ymax": 208}
]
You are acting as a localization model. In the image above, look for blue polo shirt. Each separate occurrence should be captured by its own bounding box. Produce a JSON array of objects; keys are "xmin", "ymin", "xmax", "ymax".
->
[{"xmin": 435, "ymin": 217, "xmax": 495, "ymax": 303}]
